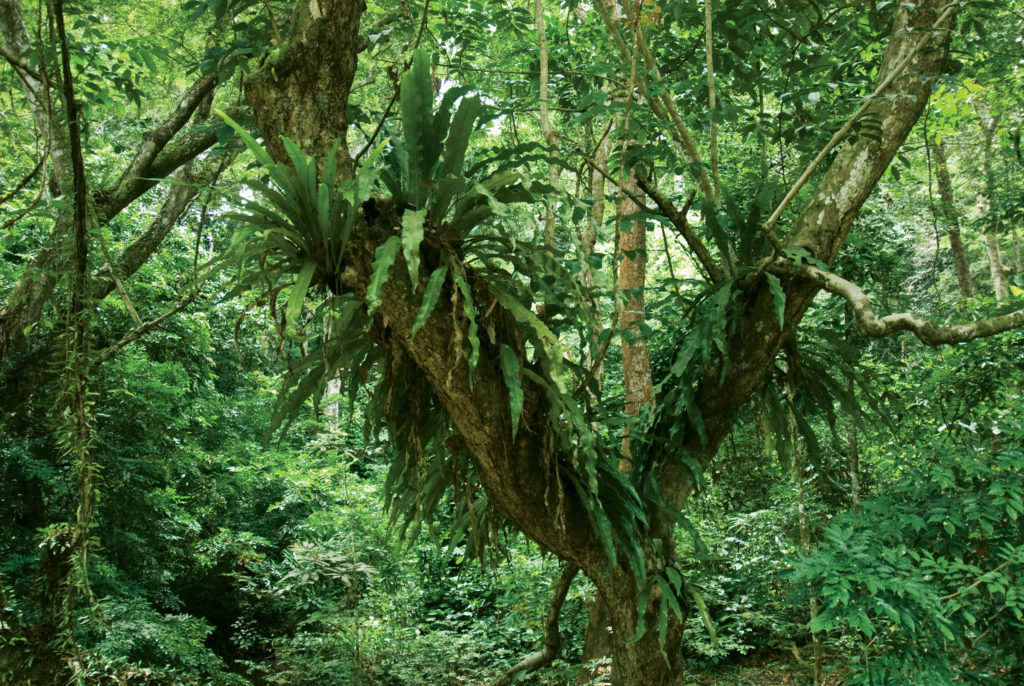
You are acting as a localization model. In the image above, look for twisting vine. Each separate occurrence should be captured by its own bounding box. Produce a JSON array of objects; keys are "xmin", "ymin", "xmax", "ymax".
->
[{"xmin": 52, "ymin": 0, "xmax": 98, "ymax": 631}]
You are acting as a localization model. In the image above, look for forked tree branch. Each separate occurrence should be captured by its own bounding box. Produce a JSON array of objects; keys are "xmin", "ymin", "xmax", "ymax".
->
[
  {"xmin": 110, "ymin": 71, "xmax": 217, "ymax": 190},
  {"xmin": 765, "ymin": 2, "xmax": 960, "ymax": 232},
  {"xmin": 633, "ymin": 176, "xmax": 723, "ymax": 283},
  {"xmin": 592, "ymin": 0, "xmax": 716, "ymax": 202},
  {"xmin": 785, "ymin": 262, "xmax": 1024, "ymax": 345}
]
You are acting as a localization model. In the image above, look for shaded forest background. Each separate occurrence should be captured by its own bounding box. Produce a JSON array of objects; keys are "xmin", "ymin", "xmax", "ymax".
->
[{"xmin": 1, "ymin": 0, "xmax": 1024, "ymax": 684}]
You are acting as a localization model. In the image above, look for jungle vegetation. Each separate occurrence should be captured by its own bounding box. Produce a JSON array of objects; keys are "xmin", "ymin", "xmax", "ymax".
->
[{"xmin": 2, "ymin": 0, "xmax": 1024, "ymax": 684}]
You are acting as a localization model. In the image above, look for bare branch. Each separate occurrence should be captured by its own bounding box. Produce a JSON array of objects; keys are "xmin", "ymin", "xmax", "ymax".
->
[
  {"xmin": 0, "ymin": 165, "xmax": 46, "ymax": 231},
  {"xmin": 786, "ymin": 262, "xmax": 1024, "ymax": 346},
  {"xmin": 0, "ymin": 147, "xmax": 47, "ymax": 207},
  {"xmin": 262, "ymin": 0, "xmax": 283, "ymax": 43},
  {"xmin": 633, "ymin": 176, "xmax": 723, "ymax": 283},
  {"xmin": 92, "ymin": 264, "xmax": 220, "ymax": 368},
  {"xmin": 0, "ymin": 42, "xmax": 39, "ymax": 79}
]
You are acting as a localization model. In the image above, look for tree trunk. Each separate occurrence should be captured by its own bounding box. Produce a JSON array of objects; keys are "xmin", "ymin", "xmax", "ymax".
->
[
  {"xmin": 592, "ymin": 566, "xmax": 685, "ymax": 686},
  {"xmin": 617, "ymin": 168, "xmax": 653, "ymax": 462},
  {"xmin": 787, "ymin": 380, "xmax": 822, "ymax": 685},
  {"xmin": 930, "ymin": 137, "xmax": 973, "ymax": 298},
  {"xmin": 242, "ymin": 3, "xmax": 960, "ymax": 685},
  {"xmin": 980, "ymin": 117, "xmax": 1011, "ymax": 300},
  {"xmin": 984, "ymin": 230, "xmax": 1010, "ymax": 300}
]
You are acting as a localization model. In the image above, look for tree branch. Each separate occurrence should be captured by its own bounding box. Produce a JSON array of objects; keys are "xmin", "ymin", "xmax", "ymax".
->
[
  {"xmin": 765, "ymin": 3, "xmax": 959, "ymax": 232},
  {"xmin": 786, "ymin": 262, "xmax": 1024, "ymax": 346},
  {"xmin": 97, "ymin": 114, "xmax": 229, "ymax": 218},
  {"xmin": 102, "ymin": 71, "xmax": 218, "ymax": 212},
  {"xmin": 0, "ymin": 41, "xmax": 39, "ymax": 79},
  {"xmin": 0, "ymin": 147, "xmax": 47, "ymax": 207},
  {"xmin": 633, "ymin": 177, "xmax": 723, "ymax": 283},
  {"xmin": 92, "ymin": 264, "xmax": 218, "ymax": 368}
]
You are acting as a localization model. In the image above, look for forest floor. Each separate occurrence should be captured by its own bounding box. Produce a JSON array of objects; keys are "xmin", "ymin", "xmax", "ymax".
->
[{"xmin": 686, "ymin": 649, "xmax": 848, "ymax": 685}]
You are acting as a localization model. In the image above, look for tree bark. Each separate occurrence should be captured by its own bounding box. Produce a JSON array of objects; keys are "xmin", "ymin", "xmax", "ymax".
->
[
  {"xmin": 980, "ymin": 118, "xmax": 1011, "ymax": 300},
  {"xmin": 660, "ymin": 0, "xmax": 959, "ymax": 514},
  {"xmin": 930, "ymin": 137, "xmax": 973, "ymax": 298},
  {"xmin": 617, "ymin": 168, "xmax": 653, "ymax": 463},
  {"xmin": 0, "ymin": 0, "xmax": 69, "ymax": 185}
]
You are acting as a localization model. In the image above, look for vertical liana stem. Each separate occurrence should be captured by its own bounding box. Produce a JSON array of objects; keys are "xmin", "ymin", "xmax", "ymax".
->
[
  {"xmin": 533, "ymin": 0, "xmax": 559, "ymax": 248},
  {"xmin": 704, "ymin": 0, "xmax": 721, "ymax": 204},
  {"xmin": 787, "ymin": 379, "xmax": 823, "ymax": 685},
  {"xmin": 54, "ymin": 0, "xmax": 95, "ymax": 612}
]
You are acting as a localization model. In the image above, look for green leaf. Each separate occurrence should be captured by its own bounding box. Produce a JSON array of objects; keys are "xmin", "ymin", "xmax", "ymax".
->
[
  {"xmin": 216, "ymin": 109, "xmax": 275, "ymax": 168},
  {"xmin": 766, "ymin": 273, "xmax": 785, "ymax": 327},
  {"xmin": 285, "ymin": 262, "xmax": 317, "ymax": 335},
  {"xmin": 492, "ymin": 289, "xmax": 563, "ymax": 384},
  {"xmin": 440, "ymin": 96, "xmax": 481, "ymax": 180},
  {"xmin": 401, "ymin": 50, "xmax": 437, "ymax": 186},
  {"xmin": 686, "ymin": 582, "xmax": 719, "ymax": 650},
  {"xmin": 401, "ymin": 209, "xmax": 427, "ymax": 286},
  {"xmin": 499, "ymin": 344, "xmax": 523, "ymax": 438},
  {"xmin": 629, "ymin": 583, "xmax": 653, "ymax": 643},
  {"xmin": 453, "ymin": 270, "xmax": 481, "ymax": 377},
  {"xmin": 367, "ymin": 236, "xmax": 403, "ymax": 316},
  {"xmin": 411, "ymin": 265, "xmax": 448, "ymax": 339}
]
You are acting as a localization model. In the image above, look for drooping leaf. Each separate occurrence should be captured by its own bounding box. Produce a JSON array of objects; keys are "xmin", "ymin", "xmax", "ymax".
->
[
  {"xmin": 401, "ymin": 208, "xmax": 427, "ymax": 285},
  {"xmin": 685, "ymin": 582, "xmax": 719, "ymax": 650},
  {"xmin": 499, "ymin": 344, "xmax": 523, "ymax": 437},
  {"xmin": 766, "ymin": 273, "xmax": 786, "ymax": 327},
  {"xmin": 411, "ymin": 264, "xmax": 449, "ymax": 339},
  {"xmin": 285, "ymin": 262, "xmax": 317, "ymax": 335},
  {"xmin": 367, "ymin": 236, "xmax": 403, "ymax": 316},
  {"xmin": 452, "ymin": 269, "xmax": 481, "ymax": 378}
]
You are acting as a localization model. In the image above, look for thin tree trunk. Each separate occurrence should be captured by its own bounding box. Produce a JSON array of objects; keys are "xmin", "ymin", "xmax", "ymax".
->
[
  {"xmin": 980, "ymin": 118, "xmax": 1011, "ymax": 300},
  {"xmin": 580, "ymin": 116, "xmax": 611, "ymax": 395},
  {"xmin": 930, "ymin": 137, "xmax": 973, "ymax": 298},
  {"xmin": 704, "ymin": 0, "xmax": 721, "ymax": 203},
  {"xmin": 787, "ymin": 382, "xmax": 822, "ymax": 685},
  {"xmin": 1012, "ymin": 224, "xmax": 1022, "ymax": 275},
  {"xmin": 983, "ymin": 231, "xmax": 1010, "ymax": 300},
  {"xmin": 0, "ymin": 0, "xmax": 69, "ymax": 184},
  {"xmin": 848, "ymin": 421, "xmax": 861, "ymax": 508},
  {"xmin": 617, "ymin": 168, "xmax": 653, "ymax": 463}
]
